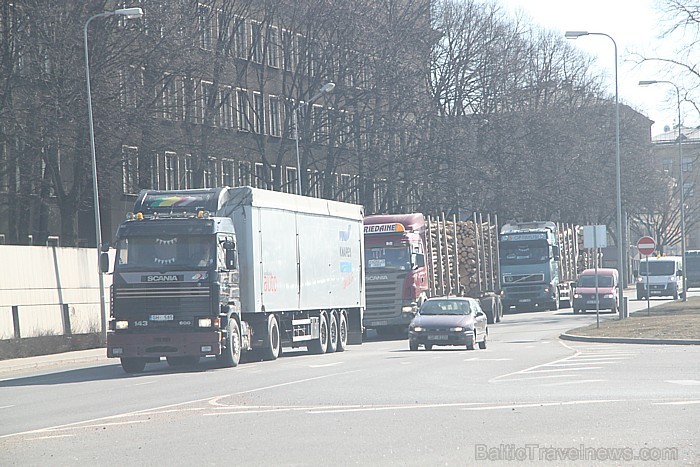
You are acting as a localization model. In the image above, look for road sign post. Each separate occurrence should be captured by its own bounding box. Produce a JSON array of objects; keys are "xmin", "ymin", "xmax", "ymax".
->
[{"xmin": 637, "ymin": 236, "xmax": 656, "ymax": 316}]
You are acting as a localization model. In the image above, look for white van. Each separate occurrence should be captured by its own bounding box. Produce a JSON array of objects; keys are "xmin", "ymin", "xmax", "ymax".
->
[{"xmin": 636, "ymin": 256, "xmax": 684, "ymax": 300}]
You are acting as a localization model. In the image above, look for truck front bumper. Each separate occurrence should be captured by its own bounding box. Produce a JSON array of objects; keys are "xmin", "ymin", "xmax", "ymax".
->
[
  {"xmin": 363, "ymin": 312, "xmax": 415, "ymax": 329},
  {"xmin": 107, "ymin": 331, "xmax": 222, "ymax": 358}
]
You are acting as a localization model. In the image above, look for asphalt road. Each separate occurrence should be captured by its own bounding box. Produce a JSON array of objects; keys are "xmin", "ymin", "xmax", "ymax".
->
[{"xmin": 1, "ymin": 293, "xmax": 698, "ymax": 466}]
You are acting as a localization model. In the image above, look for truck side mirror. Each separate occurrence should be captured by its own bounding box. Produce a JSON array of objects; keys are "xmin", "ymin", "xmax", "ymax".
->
[
  {"xmin": 100, "ymin": 252, "xmax": 110, "ymax": 273},
  {"xmin": 552, "ymin": 246, "xmax": 560, "ymax": 261},
  {"xmin": 677, "ymin": 270, "xmax": 683, "ymax": 277},
  {"xmin": 224, "ymin": 241, "xmax": 237, "ymax": 270}
]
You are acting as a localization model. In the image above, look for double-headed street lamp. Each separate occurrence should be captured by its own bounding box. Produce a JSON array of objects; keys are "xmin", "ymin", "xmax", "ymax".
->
[
  {"xmin": 565, "ymin": 30, "xmax": 626, "ymax": 318},
  {"xmin": 639, "ymin": 79, "xmax": 687, "ymax": 301},
  {"xmin": 84, "ymin": 7, "xmax": 144, "ymax": 342},
  {"xmin": 294, "ymin": 82, "xmax": 335, "ymax": 195}
]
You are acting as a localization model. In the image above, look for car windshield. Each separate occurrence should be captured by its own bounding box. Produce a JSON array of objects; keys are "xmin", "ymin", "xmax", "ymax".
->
[
  {"xmin": 116, "ymin": 235, "xmax": 214, "ymax": 271},
  {"xmin": 419, "ymin": 300, "xmax": 471, "ymax": 315},
  {"xmin": 500, "ymin": 240, "xmax": 549, "ymax": 265},
  {"xmin": 577, "ymin": 275, "xmax": 614, "ymax": 287},
  {"xmin": 365, "ymin": 246, "xmax": 411, "ymax": 271},
  {"xmin": 639, "ymin": 261, "xmax": 676, "ymax": 276}
]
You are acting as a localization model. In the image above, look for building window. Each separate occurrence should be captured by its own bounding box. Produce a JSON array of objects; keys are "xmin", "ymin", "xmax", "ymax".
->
[
  {"xmin": 281, "ymin": 29, "xmax": 294, "ymax": 71},
  {"xmin": 201, "ymin": 80, "xmax": 215, "ymax": 125},
  {"xmin": 684, "ymin": 182, "xmax": 694, "ymax": 198},
  {"xmin": 238, "ymin": 161, "xmax": 252, "ymax": 186},
  {"xmin": 181, "ymin": 155, "xmax": 193, "ymax": 189},
  {"xmin": 312, "ymin": 105, "xmax": 325, "ymax": 143},
  {"xmin": 308, "ymin": 170, "xmax": 322, "ymax": 198},
  {"xmin": 269, "ymin": 96, "xmax": 281, "ymax": 137},
  {"xmin": 251, "ymin": 20, "xmax": 264, "ymax": 64},
  {"xmin": 252, "ymin": 92, "xmax": 265, "ymax": 134},
  {"xmin": 683, "ymin": 158, "xmax": 693, "ymax": 172},
  {"xmin": 237, "ymin": 89, "xmax": 250, "ymax": 131},
  {"xmin": 0, "ymin": 142, "xmax": 7, "ymax": 192},
  {"xmin": 220, "ymin": 86, "xmax": 234, "ymax": 129},
  {"xmin": 233, "ymin": 16, "xmax": 247, "ymax": 58},
  {"xmin": 254, "ymin": 162, "xmax": 271, "ymax": 189},
  {"xmin": 285, "ymin": 167, "xmax": 298, "ymax": 194},
  {"xmin": 198, "ymin": 4, "xmax": 213, "ymax": 51},
  {"xmin": 266, "ymin": 26, "xmax": 279, "ymax": 68},
  {"xmin": 122, "ymin": 145, "xmax": 139, "ymax": 194},
  {"xmin": 162, "ymin": 74, "xmax": 178, "ymax": 121},
  {"xmin": 222, "ymin": 159, "xmax": 235, "ymax": 186},
  {"xmin": 149, "ymin": 154, "xmax": 161, "ymax": 189},
  {"xmin": 165, "ymin": 152, "xmax": 179, "ymax": 190},
  {"xmin": 204, "ymin": 157, "xmax": 217, "ymax": 188}
]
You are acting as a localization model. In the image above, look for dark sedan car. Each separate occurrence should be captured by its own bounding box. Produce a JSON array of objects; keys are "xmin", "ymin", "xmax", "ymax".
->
[{"xmin": 408, "ymin": 297, "xmax": 488, "ymax": 351}]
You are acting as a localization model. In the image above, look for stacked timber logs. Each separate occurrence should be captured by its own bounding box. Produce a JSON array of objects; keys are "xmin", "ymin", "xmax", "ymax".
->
[{"xmin": 426, "ymin": 214, "xmax": 500, "ymax": 297}]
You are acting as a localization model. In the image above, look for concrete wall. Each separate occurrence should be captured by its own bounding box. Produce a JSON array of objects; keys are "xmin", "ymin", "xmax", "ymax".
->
[{"xmin": 0, "ymin": 246, "xmax": 112, "ymax": 339}]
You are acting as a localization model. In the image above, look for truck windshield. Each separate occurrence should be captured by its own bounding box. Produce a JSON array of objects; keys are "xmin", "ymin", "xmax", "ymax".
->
[
  {"xmin": 578, "ymin": 275, "xmax": 614, "ymax": 287},
  {"xmin": 500, "ymin": 241, "xmax": 549, "ymax": 265},
  {"xmin": 639, "ymin": 261, "xmax": 676, "ymax": 276},
  {"xmin": 116, "ymin": 235, "xmax": 213, "ymax": 271},
  {"xmin": 365, "ymin": 247, "xmax": 411, "ymax": 271}
]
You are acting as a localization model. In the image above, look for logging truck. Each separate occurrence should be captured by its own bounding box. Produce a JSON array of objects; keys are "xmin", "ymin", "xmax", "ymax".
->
[
  {"xmin": 499, "ymin": 221, "xmax": 581, "ymax": 311},
  {"xmin": 362, "ymin": 213, "xmax": 503, "ymax": 335}
]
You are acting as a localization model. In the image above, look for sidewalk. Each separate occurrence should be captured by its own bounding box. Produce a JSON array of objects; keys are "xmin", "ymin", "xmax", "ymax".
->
[{"xmin": 0, "ymin": 347, "xmax": 107, "ymax": 375}]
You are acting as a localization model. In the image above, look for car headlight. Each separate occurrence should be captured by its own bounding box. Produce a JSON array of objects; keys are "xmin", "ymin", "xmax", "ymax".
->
[
  {"xmin": 603, "ymin": 294, "xmax": 614, "ymax": 299},
  {"xmin": 198, "ymin": 318, "xmax": 212, "ymax": 328},
  {"xmin": 115, "ymin": 320, "xmax": 129, "ymax": 330},
  {"xmin": 411, "ymin": 326, "xmax": 424, "ymax": 332},
  {"xmin": 450, "ymin": 326, "xmax": 465, "ymax": 332}
]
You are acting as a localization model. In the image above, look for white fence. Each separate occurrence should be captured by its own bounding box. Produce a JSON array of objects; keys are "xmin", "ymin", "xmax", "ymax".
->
[{"xmin": 0, "ymin": 246, "xmax": 112, "ymax": 339}]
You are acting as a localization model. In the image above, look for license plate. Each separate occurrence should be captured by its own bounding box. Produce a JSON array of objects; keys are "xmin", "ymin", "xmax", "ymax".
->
[
  {"xmin": 519, "ymin": 299, "xmax": 532, "ymax": 303},
  {"xmin": 149, "ymin": 314, "xmax": 174, "ymax": 321},
  {"xmin": 429, "ymin": 334, "xmax": 449, "ymax": 340},
  {"xmin": 586, "ymin": 300, "xmax": 597, "ymax": 304},
  {"xmin": 372, "ymin": 320, "xmax": 388, "ymax": 327}
]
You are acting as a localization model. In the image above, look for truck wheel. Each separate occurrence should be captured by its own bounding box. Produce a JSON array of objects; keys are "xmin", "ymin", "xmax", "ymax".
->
[
  {"xmin": 326, "ymin": 312, "xmax": 338, "ymax": 353},
  {"xmin": 221, "ymin": 319, "xmax": 241, "ymax": 368},
  {"xmin": 308, "ymin": 312, "xmax": 328, "ymax": 354},
  {"xmin": 120, "ymin": 357, "xmax": 146, "ymax": 374},
  {"xmin": 261, "ymin": 314, "xmax": 281, "ymax": 361},
  {"xmin": 336, "ymin": 312, "xmax": 348, "ymax": 352}
]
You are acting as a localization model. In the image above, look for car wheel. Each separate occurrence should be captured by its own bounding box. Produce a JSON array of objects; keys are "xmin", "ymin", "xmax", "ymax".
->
[
  {"xmin": 467, "ymin": 332, "xmax": 476, "ymax": 351},
  {"xmin": 409, "ymin": 340, "xmax": 419, "ymax": 351},
  {"xmin": 424, "ymin": 344, "xmax": 433, "ymax": 351},
  {"xmin": 673, "ymin": 289, "xmax": 679, "ymax": 300},
  {"xmin": 478, "ymin": 333, "xmax": 487, "ymax": 350}
]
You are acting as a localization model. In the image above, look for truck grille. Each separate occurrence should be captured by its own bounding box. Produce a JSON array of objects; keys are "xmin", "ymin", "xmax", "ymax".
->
[
  {"xmin": 113, "ymin": 284, "xmax": 211, "ymax": 316},
  {"xmin": 365, "ymin": 276, "xmax": 406, "ymax": 318},
  {"xmin": 504, "ymin": 284, "xmax": 542, "ymax": 299}
]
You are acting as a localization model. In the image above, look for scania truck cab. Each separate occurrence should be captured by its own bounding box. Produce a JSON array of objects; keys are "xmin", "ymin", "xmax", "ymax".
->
[{"xmin": 363, "ymin": 214, "xmax": 429, "ymax": 335}]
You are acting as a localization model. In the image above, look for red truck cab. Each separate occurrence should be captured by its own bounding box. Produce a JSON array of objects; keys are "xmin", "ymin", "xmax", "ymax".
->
[{"xmin": 363, "ymin": 214, "xmax": 429, "ymax": 335}]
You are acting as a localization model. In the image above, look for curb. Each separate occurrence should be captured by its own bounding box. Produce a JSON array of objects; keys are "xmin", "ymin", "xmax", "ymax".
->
[{"xmin": 560, "ymin": 333, "xmax": 700, "ymax": 346}]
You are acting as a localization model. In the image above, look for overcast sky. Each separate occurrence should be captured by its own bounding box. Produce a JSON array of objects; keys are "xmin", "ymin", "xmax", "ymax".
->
[{"xmin": 497, "ymin": 0, "xmax": 688, "ymax": 136}]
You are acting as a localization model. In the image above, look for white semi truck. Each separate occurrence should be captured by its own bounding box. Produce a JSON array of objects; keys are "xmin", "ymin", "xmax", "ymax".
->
[{"xmin": 103, "ymin": 187, "xmax": 365, "ymax": 373}]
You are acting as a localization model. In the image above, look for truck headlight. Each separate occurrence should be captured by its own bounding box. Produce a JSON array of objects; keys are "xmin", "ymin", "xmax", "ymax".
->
[
  {"xmin": 198, "ymin": 318, "xmax": 212, "ymax": 328},
  {"xmin": 402, "ymin": 305, "xmax": 415, "ymax": 313},
  {"xmin": 115, "ymin": 320, "xmax": 129, "ymax": 330},
  {"xmin": 573, "ymin": 293, "xmax": 582, "ymax": 299}
]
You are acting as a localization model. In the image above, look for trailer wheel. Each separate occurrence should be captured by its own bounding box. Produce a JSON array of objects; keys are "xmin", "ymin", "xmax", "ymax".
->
[
  {"xmin": 326, "ymin": 312, "xmax": 338, "ymax": 353},
  {"xmin": 308, "ymin": 312, "xmax": 328, "ymax": 354},
  {"xmin": 336, "ymin": 312, "xmax": 348, "ymax": 352},
  {"xmin": 261, "ymin": 314, "xmax": 281, "ymax": 361},
  {"xmin": 120, "ymin": 357, "xmax": 146, "ymax": 374},
  {"xmin": 221, "ymin": 318, "xmax": 241, "ymax": 368}
]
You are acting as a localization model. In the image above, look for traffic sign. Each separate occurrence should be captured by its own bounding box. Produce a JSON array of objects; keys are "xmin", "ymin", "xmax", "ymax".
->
[{"xmin": 637, "ymin": 236, "xmax": 656, "ymax": 256}]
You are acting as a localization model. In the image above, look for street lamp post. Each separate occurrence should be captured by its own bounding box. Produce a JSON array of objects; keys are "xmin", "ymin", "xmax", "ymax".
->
[
  {"xmin": 84, "ymin": 7, "xmax": 144, "ymax": 342},
  {"xmin": 294, "ymin": 82, "xmax": 335, "ymax": 195},
  {"xmin": 639, "ymin": 79, "xmax": 687, "ymax": 301},
  {"xmin": 565, "ymin": 30, "xmax": 626, "ymax": 318}
]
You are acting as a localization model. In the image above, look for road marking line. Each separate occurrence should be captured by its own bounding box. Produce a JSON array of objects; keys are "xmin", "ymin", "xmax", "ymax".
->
[
  {"xmin": 308, "ymin": 402, "xmax": 485, "ymax": 414},
  {"xmin": 308, "ymin": 362, "xmax": 343, "ymax": 368},
  {"xmin": 495, "ymin": 375, "xmax": 578, "ymax": 381},
  {"xmin": 0, "ymin": 370, "xmax": 360, "ymax": 440},
  {"xmin": 541, "ymin": 379, "xmax": 605, "ymax": 387},
  {"xmin": 544, "ymin": 361, "xmax": 617, "ymax": 366},
  {"xmin": 666, "ymin": 380, "xmax": 700, "ymax": 386},
  {"xmin": 131, "ymin": 381, "xmax": 155, "ymax": 386},
  {"xmin": 652, "ymin": 400, "xmax": 700, "ymax": 406},
  {"xmin": 26, "ymin": 434, "xmax": 75, "ymax": 440},
  {"xmin": 462, "ymin": 399, "xmax": 622, "ymax": 411},
  {"xmin": 0, "ymin": 405, "xmax": 14, "ymax": 410},
  {"xmin": 463, "ymin": 358, "xmax": 512, "ymax": 362},
  {"xmin": 524, "ymin": 367, "xmax": 603, "ymax": 373}
]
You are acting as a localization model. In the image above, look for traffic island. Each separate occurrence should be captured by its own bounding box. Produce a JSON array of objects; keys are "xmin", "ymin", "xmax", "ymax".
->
[{"xmin": 561, "ymin": 297, "xmax": 700, "ymax": 345}]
